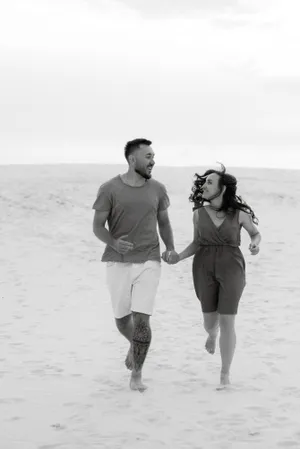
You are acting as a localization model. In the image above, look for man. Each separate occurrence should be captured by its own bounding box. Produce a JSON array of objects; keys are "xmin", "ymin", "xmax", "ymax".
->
[{"xmin": 92, "ymin": 138, "xmax": 176, "ymax": 392}]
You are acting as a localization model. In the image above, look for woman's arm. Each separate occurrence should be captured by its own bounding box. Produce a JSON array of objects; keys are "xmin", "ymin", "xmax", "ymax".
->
[
  {"xmin": 178, "ymin": 209, "xmax": 200, "ymax": 261},
  {"xmin": 239, "ymin": 210, "xmax": 261, "ymax": 255}
]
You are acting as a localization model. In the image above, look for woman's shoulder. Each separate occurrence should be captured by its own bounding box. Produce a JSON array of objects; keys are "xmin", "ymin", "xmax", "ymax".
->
[
  {"xmin": 193, "ymin": 205, "xmax": 206, "ymax": 219},
  {"xmin": 236, "ymin": 208, "xmax": 249, "ymax": 224}
]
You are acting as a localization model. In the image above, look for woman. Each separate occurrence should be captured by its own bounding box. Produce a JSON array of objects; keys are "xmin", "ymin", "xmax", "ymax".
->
[{"xmin": 163, "ymin": 164, "xmax": 261, "ymax": 389}]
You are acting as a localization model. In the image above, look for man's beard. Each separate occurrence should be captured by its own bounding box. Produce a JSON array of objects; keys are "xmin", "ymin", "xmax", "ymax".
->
[{"xmin": 134, "ymin": 167, "xmax": 152, "ymax": 180}]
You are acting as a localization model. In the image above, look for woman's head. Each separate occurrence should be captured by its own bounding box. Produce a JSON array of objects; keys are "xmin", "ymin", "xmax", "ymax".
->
[
  {"xmin": 189, "ymin": 163, "xmax": 258, "ymax": 224},
  {"xmin": 201, "ymin": 166, "xmax": 237, "ymax": 204},
  {"xmin": 190, "ymin": 164, "xmax": 237, "ymax": 204}
]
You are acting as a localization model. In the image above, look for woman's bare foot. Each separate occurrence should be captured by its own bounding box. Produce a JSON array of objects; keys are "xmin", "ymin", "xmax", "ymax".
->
[
  {"xmin": 216, "ymin": 371, "xmax": 230, "ymax": 390},
  {"xmin": 130, "ymin": 372, "xmax": 147, "ymax": 392},
  {"xmin": 205, "ymin": 335, "xmax": 217, "ymax": 354},
  {"xmin": 125, "ymin": 345, "xmax": 133, "ymax": 370}
]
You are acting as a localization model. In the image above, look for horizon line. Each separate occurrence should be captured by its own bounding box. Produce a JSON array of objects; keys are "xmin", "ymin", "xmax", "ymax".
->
[{"xmin": 0, "ymin": 162, "xmax": 299, "ymax": 171}]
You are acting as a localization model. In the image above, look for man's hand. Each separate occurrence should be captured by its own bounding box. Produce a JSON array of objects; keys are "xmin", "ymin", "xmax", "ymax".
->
[
  {"xmin": 249, "ymin": 243, "xmax": 260, "ymax": 255},
  {"xmin": 113, "ymin": 235, "xmax": 134, "ymax": 254},
  {"xmin": 161, "ymin": 250, "xmax": 180, "ymax": 264}
]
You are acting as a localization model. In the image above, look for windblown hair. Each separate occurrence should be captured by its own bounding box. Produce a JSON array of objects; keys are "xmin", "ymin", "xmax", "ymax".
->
[
  {"xmin": 124, "ymin": 138, "xmax": 152, "ymax": 161},
  {"xmin": 189, "ymin": 163, "xmax": 258, "ymax": 224}
]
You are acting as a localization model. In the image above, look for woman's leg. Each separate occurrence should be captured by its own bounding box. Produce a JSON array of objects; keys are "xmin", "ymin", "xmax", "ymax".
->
[
  {"xmin": 218, "ymin": 314, "xmax": 236, "ymax": 386},
  {"xmin": 193, "ymin": 252, "xmax": 220, "ymax": 353},
  {"xmin": 216, "ymin": 252, "xmax": 245, "ymax": 386},
  {"xmin": 203, "ymin": 312, "xmax": 219, "ymax": 354}
]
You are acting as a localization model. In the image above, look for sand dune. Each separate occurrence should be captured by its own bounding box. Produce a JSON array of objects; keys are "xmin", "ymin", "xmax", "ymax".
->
[{"xmin": 1, "ymin": 164, "xmax": 300, "ymax": 449}]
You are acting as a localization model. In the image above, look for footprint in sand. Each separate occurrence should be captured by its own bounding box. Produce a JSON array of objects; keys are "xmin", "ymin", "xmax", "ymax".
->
[
  {"xmin": 6, "ymin": 416, "xmax": 23, "ymax": 422},
  {"xmin": 51, "ymin": 423, "xmax": 67, "ymax": 431},
  {"xmin": 39, "ymin": 445, "xmax": 62, "ymax": 449},
  {"xmin": 277, "ymin": 442, "xmax": 299, "ymax": 447},
  {"xmin": 0, "ymin": 398, "xmax": 25, "ymax": 404}
]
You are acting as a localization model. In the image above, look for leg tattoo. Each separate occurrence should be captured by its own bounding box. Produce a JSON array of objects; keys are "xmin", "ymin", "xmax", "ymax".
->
[
  {"xmin": 130, "ymin": 315, "xmax": 151, "ymax": 392},
  {"xmin": 132, "ymin": 320, "xmax": 152, "ymax": 373}
]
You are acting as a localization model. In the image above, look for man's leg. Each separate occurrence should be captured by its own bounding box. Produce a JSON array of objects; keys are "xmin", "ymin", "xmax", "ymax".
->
[
  {"xmin": 203, "ymin": 311, "xmax": 219, "ymax": 354},
  {"xmin": 115, "ymin": 314, "xmax": 133, "ymax": 342},
  {"xmin": 106, "ymin": 262, "xmax": 133, "ymax": 369},
  {"xmin": 115, "ymin": 314, "xmax": 134, "ymax": 370},
  {"xmin": 129, "ymin": 261, "xmax": 160, "ymax": 391},
  {"xmin": 130, "ymin": 312, "xmax": 151, "ymax": 392}
]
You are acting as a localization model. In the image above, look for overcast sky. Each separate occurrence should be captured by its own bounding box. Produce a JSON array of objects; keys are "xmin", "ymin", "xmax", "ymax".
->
[{"xmin": 1, "ymin": 0, "xmax": 300, "ymax": 168}]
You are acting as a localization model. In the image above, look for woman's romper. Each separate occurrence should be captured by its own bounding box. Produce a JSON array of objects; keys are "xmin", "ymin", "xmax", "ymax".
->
[{"xmin": 192, "ymin": 207, "xmax": 246, "ymax": 315}]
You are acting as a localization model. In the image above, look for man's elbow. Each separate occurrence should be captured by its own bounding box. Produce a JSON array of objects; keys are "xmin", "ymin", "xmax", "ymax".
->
[
  {"xmin": 93, "ymin": 221, "xmax": 103, "ymax": 238},
  {"xmin": 158, "ymin": 219, "xmax": 170, "ymax": 231}
]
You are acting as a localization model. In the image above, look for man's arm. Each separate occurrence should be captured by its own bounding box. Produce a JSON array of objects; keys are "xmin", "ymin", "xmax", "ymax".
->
[
  {"xmin": 93, "ymin": 210, "xmax": 116, "ymax": 248},
  {"xmin": 93, "ymin": 210, "xmax": 134, "ymax": 254},
  {"xmin": 157, "ymin": 209, "xmax": 175, "ymax": 251}
]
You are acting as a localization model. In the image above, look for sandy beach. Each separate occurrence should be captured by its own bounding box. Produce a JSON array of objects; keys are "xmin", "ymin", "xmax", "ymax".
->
[{"xmin": 1, "ymin": 163, "xmax": 300, "ymax": 449}]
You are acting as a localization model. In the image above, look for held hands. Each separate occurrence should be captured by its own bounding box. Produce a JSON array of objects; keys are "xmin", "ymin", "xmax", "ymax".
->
[
  {"xmin": 249, "ymin": 243, "xmax": 260, "ymax": 255},
  {"xmin": 161, "ymin": 250, "xmax": 180, "ymax": 265}
]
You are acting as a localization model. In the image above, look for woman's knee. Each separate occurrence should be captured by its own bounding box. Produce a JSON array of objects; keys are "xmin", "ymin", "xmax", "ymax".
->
[
  {"xmin": 219, "ymin": 314, "xmax": 236, "ymax": 331},
  {"xmin": 203, "ymin": 312, "xmax": 219, "ymax": 332}
]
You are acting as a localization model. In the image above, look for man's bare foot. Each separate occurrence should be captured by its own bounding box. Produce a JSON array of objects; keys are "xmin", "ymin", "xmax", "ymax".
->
[
  {"xmin": 216, "ymin": 371, "xmax": 230, "ymax": 390},
  {"xmin": 130, "ymin": 373, "xmax": 147, "ymax": 392},
  {"xmin": 125, "ymin": 346, "xmax": 133, "ymax": 371},
  {"xmin": 205, "ymin": 335, "xmax": 217, "ymax": 354}
]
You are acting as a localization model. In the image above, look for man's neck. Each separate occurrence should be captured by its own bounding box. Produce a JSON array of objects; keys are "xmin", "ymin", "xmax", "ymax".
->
[{"xmin": 121, "ymin": 170, "xmax": 147, "ymax": 187}]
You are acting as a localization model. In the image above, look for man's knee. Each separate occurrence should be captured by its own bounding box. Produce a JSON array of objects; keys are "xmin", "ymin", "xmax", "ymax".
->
[
  {"xmin": 132, "ymin": 311, "xmax": 150, "ymax": 323},
  {"xmin": 115, "ymin": 314, "xmax": 132, "ymax": 331},
  {"xmin": 132, "ymin": 312, "xmax": 151, "ymax": 342}
]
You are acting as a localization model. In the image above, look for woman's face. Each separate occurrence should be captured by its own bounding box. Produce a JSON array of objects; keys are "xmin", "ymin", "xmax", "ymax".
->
[{"xmin": 201, "ymin": 173, "xmax": 221, "ymax": 200}]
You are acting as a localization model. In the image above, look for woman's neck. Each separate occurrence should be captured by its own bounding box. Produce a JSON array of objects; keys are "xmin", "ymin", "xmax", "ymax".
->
[{"xmin": 208, "ymin": 198, "xmax": 223, "ymax": 210}]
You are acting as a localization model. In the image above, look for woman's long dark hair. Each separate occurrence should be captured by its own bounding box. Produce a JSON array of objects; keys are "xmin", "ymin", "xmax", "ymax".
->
[{"xmin": 189, "ymin": 163, "xmax": 258, "ymax": 224}]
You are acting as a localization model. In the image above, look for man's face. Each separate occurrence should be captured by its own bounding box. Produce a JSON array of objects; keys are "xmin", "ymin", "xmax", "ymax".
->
[
  {"xmin": 132, "ymin": 145, "xmax": 155, "ymax": 179},
  {"xmin": 201, "ymin": 173, "xmax": 221, "ymax": 200}
]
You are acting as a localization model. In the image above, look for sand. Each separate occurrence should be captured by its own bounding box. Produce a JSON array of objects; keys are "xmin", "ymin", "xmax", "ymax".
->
[{"xmin": 1, "ymin": 163, "xmax": 300, "ymax": 449}]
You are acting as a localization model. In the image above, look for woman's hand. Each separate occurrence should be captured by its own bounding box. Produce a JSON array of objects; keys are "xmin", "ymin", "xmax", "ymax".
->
[
  {"xmin": 249, "ymin": 243, "xmax": 260, "ymax": 255},
  {"xmin": 161, "ymin": 250, "xmax": 180, "ymax": 264}
]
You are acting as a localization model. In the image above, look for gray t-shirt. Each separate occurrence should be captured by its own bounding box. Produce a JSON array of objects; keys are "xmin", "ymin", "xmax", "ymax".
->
[{"xmin": 92, "ymin": 175, "xmax": 170, "ymax": 263}]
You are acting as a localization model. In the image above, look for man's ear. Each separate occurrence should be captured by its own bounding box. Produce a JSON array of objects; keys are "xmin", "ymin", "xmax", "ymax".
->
[{"xmin": 128, "ymin": 154, "xmax": 135, "ymax": 166}]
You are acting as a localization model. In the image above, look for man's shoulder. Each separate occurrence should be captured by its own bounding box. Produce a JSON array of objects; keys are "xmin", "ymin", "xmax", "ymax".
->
[
  {"xmin": 98, "ymin": 175, "xmax": 121, "ymax": 191},
  {"xmin": 148, "ymin": 178, "xmax": 167, "ymax": 191}
]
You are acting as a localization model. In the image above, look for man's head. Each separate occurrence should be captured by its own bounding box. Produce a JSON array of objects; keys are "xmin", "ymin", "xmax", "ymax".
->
[{"xmin": 124, "ymin": 138, "xmax": 155, "ymax": 180}]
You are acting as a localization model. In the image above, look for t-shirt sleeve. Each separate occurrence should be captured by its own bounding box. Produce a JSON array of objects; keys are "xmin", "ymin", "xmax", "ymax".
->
[
  {"xmin": 92, "ymin": 184, "xmax": 112, "ymax": 212},
  {"xmin": 158, "ymin": 183, "xmax": 170, "ymax": 211}
]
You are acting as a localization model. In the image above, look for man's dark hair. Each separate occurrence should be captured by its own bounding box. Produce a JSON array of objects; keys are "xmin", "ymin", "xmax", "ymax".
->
[{"xmin": 124, "ymin": 138, "xmax": 152, "ymax": 161}]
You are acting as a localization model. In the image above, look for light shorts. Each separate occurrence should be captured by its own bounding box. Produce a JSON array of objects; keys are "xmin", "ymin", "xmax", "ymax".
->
[{"xmin": 106, "ymin": 260, "xmax": 161, "ymax": 319}]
